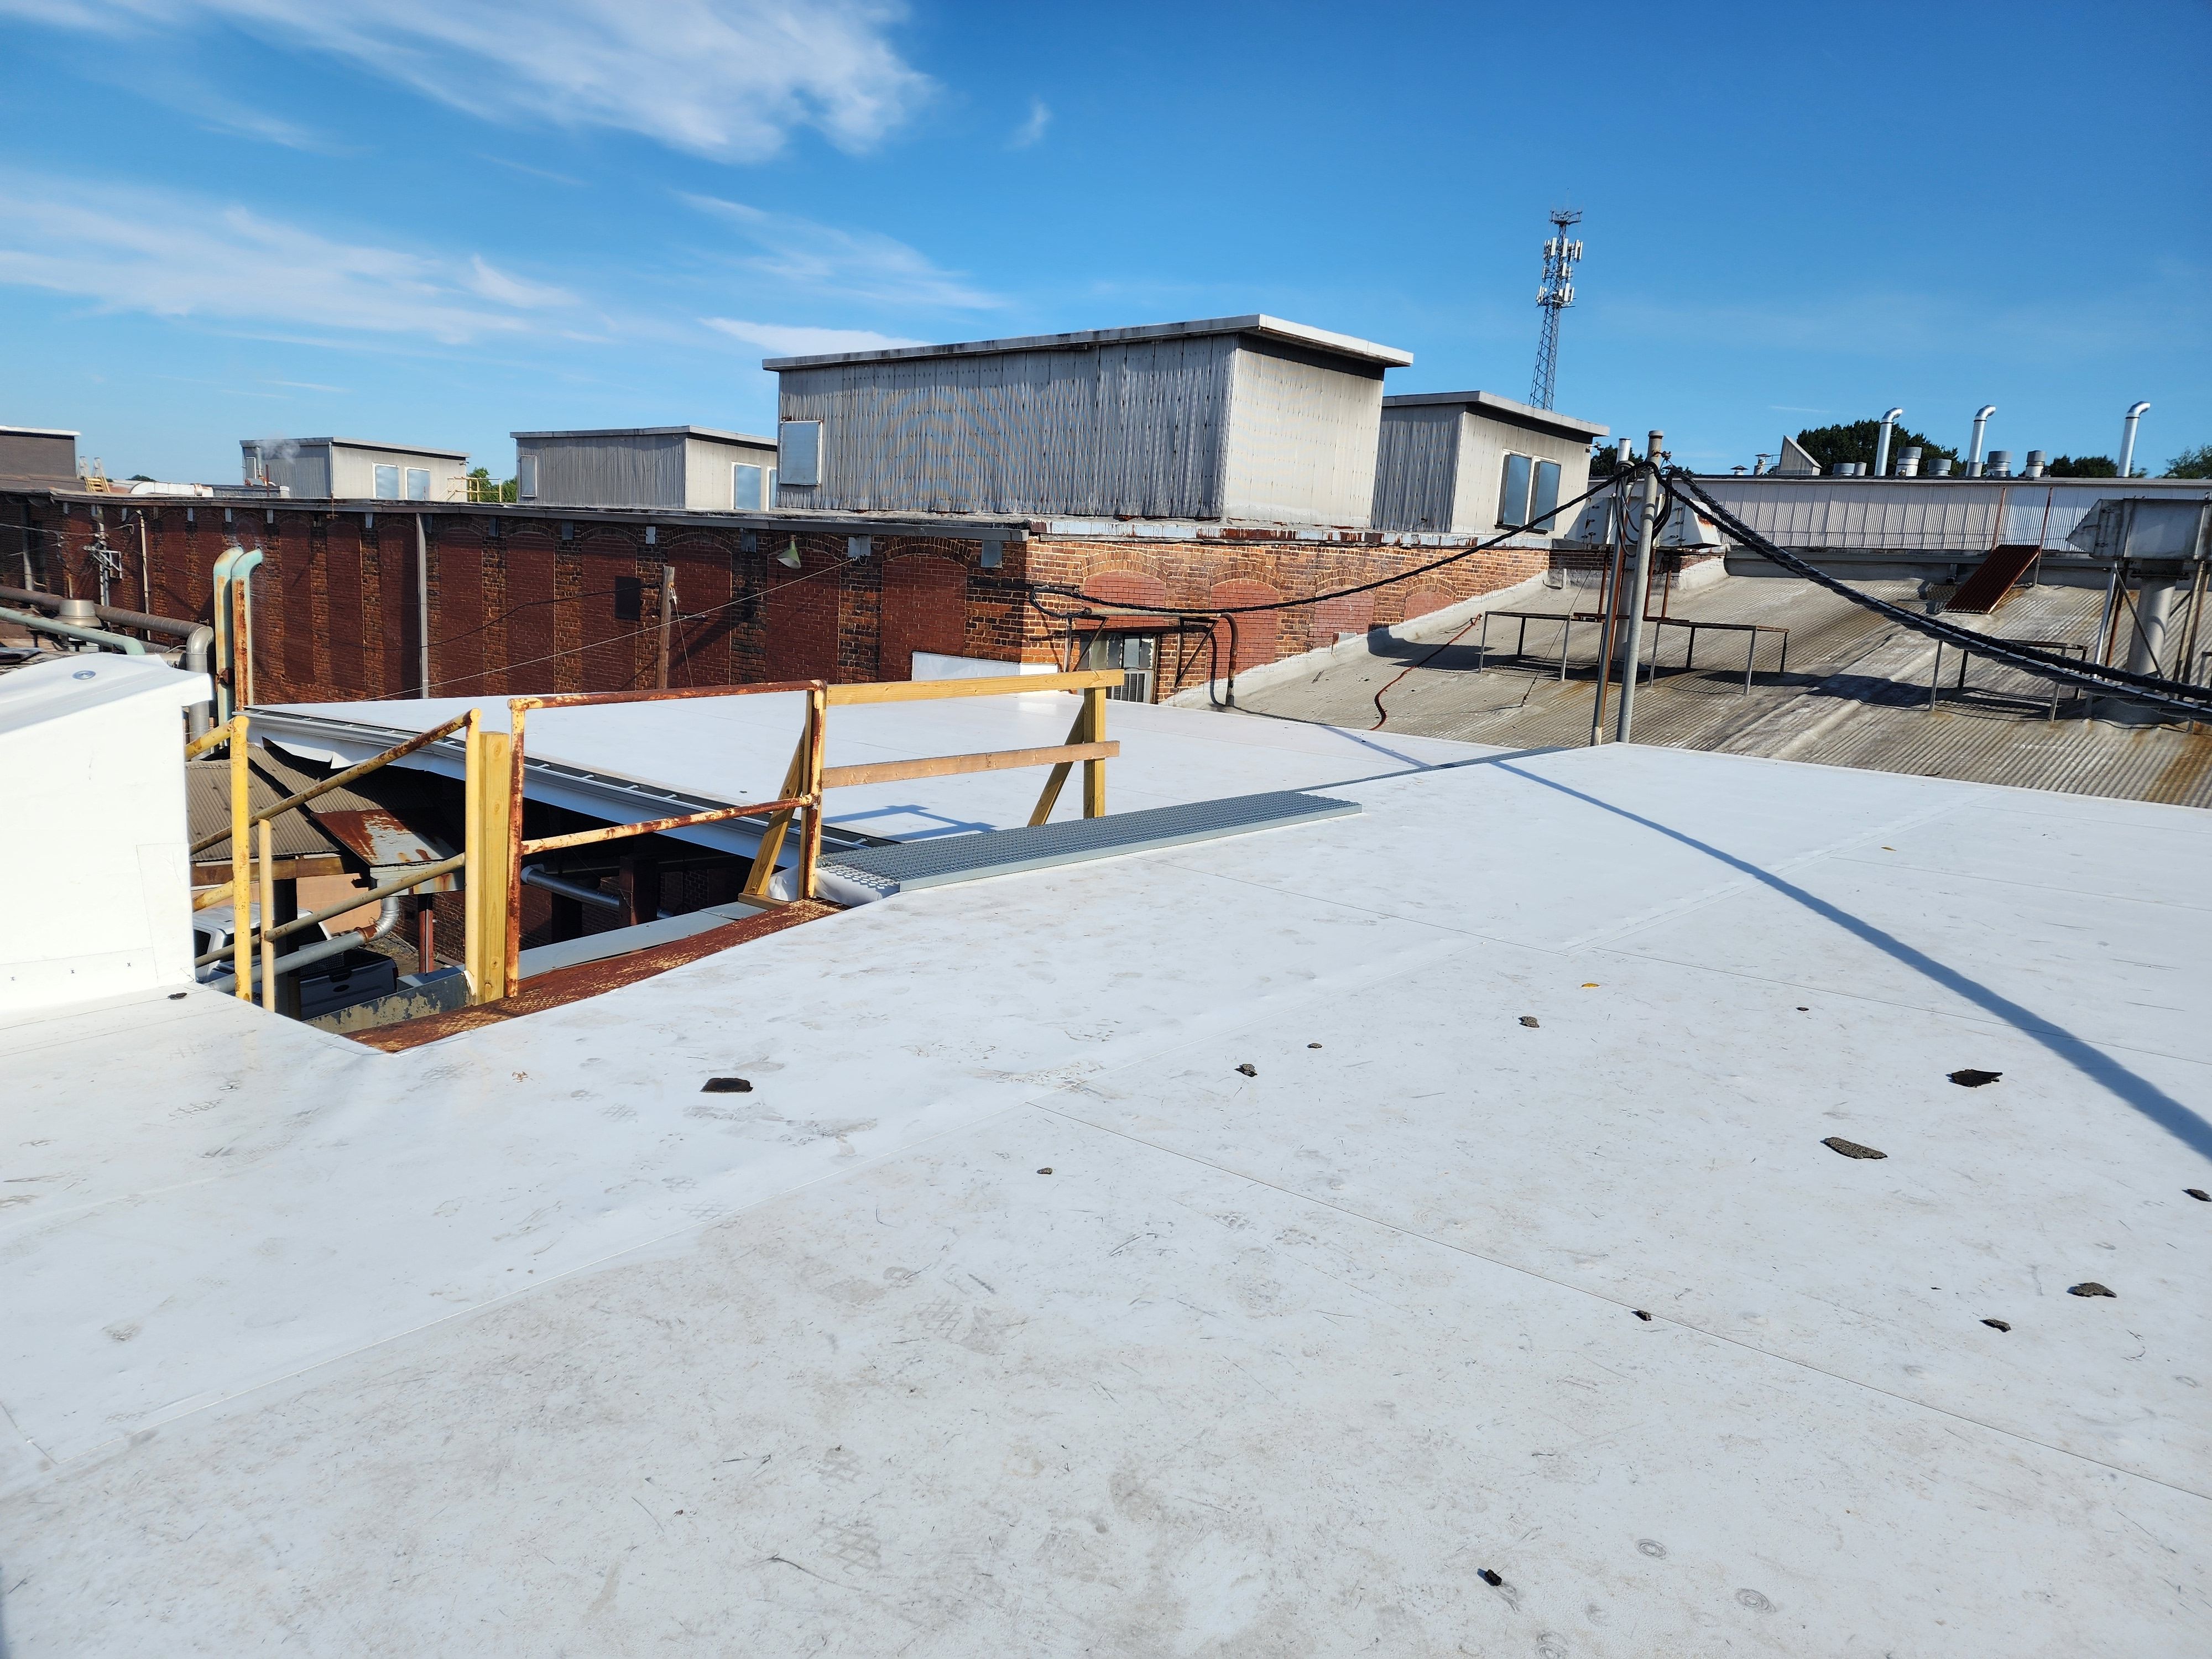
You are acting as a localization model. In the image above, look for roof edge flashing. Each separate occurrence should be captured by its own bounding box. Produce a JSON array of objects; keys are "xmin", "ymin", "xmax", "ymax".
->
[{"xmin": 763, "ymin": 314, "xmax": 1412, "ymax": 372}]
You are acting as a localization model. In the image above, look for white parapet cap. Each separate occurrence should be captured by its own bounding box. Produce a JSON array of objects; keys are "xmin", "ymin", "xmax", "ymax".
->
[
  {"xmin": 761, "ymin": 315, "xmax": 1416, "ymax": 372},
  {"xmin": 1383, "ymin": 389, "xmax": 1610, "ymax": 441},
  {"xmin": 510, "ymin": 425, "xmax": 775, "ymax": 445},
  {"xmin": 1, "ymin": 424, "xmax": 81, "ymax": 438}
]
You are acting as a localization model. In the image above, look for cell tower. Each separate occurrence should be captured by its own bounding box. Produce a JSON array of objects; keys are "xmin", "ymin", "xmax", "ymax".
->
[{"xmin": 1530, "ymin": 209, "xmax": 1583, "ymax": 411}]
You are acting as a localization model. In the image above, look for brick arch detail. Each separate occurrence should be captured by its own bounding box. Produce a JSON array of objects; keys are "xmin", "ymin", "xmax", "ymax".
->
[
  {"xmin": 880, "ymin": 552, "xmax": 969, "ymax": 679},
  {"xmin": 1397, "ymin": 585, "xmax": 1451, "ymax": 623},
  {"xmin": 1310, "ymin": 591, "xmax": 1375, "ymax": 646},
  {"xmin": 1082, "ymin": 569, "xmax": 1169, "ymax": 610},
  {"xmin": 1209, "ymin": 579, "xmax": 1281, "ymax": 672}
]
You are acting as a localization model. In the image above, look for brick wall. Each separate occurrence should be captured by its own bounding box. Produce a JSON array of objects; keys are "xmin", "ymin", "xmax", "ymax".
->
[
  {"xmin": 5, "ymin": 493, "xmax": 1555, "ymax": 706},
  {"xmin": 1016, "ymin": 532, "xmax": 1553, "ymax": 696}
]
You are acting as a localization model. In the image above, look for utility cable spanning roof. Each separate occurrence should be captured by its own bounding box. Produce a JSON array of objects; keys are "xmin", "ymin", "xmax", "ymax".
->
[{"xmin": 1671, "ymin": 471, "xmax": 2212, "ymax": 721}]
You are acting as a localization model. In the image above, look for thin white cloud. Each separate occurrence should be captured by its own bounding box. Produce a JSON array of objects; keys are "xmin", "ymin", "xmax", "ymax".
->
[
  {"xmin": 1010, "ymin": 98, "xmax": 1050, "ymax": 149},
  {"xmin": 704, "ymin": 317, "xmax": 924, "ymax": 357},
  {"xmin": 478, "ymin": 154, "xmax": 587, "ymax": 188},
  {"xmin": 0, "ymin": 170, "xmax": 572, "ymax": 345},
  {"xmin": 0, "ymin": 0, "xmax": 931, "ymax": 161},
  {"xmin": 467, "ymin": 256, "xmax": 576, "ymax": 309},
  {"xmin": 682, "ymin": 194, "xmax": 1000, "ymax": 310}
]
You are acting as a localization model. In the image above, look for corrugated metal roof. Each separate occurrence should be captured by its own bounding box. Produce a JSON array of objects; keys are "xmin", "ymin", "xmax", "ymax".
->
[{"xmin": 1234, "ymin": 571, "xmax": 2212, "ymax": 808}]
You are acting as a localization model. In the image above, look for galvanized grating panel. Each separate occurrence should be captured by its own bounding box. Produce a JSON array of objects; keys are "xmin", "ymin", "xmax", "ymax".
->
[{"xmin": 821, "ymin": 791, "xmax": 1360, "ymax": 895}]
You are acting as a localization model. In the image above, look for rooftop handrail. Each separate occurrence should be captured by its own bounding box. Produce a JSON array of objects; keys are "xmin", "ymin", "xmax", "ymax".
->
[{"xmin": 186, "ymin": 706, "xmax": 474, "ymax": 856}]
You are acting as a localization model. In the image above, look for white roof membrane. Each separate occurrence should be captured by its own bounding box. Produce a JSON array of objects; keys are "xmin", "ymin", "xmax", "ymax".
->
[{"xmin": 1, "ymin": 716, "xmax": 2206, "ymax": 1655}]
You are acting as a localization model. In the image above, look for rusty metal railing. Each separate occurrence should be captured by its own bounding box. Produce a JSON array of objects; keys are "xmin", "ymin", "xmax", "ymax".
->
[
  {"xmin": 187, "ymin": 708, "xmax": 492, "ymax": 1008},
  {"xmin": 190, "ymin": 668, "xmax": 1128, "ymax": 1014}
]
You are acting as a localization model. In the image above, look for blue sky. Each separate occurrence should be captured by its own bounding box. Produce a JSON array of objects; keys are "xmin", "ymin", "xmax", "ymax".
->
[{"xmin": 1, "ymin": 0, "xmax": 2206, "ymax": 484}]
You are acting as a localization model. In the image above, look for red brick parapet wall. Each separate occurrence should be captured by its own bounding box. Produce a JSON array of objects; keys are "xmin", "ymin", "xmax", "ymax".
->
[
  {"xmin": 4, "ymin": 493, "xmax": 1555, "ymax": 704},
  {"xmin": 1020, "ymin": 534, "xmax": 1554, "ymax": 697}
]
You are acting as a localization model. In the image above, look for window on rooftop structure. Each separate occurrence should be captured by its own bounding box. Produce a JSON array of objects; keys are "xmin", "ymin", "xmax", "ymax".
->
[
  {"xmin": 779, "ymin": 421, "xmax": 821, "ymax": 488},
  {"xmin": 518, "ymin": 454, "xmax": 538, "ymax": 499},
  {"xmin": 766, "ymin": 466, "xmax": 778, "ymax": 505},
  {"xmin": 1498, "ymin": 453, "xmax": 1532, "ymax": 528},
  {"xmin": 404, "ymin": 467, "xmax": 431, "ymax": 501},
  {"xmin": 1528, "ymin": 458, "xmax": 1562, "ymax": 531},
  {"xmin": 373, "ymin": 464, "xmax": 400, "ymax": 500},
  {"xmin": 733, "ymin": 462, "xmax": 764, "ymax": 510}
]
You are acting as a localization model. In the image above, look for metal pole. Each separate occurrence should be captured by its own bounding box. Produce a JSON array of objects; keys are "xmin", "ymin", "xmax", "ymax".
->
[
  {"xmin": 656, "ymin": 572, "xmax": 676, "ymax": 690},
  {"xmin": 415, "ymin": 515, "xmax": 431, "ymax": 697},
  {"xmin": 1613, "ymin": 434, "xmax": 1662, "ymax": 744},
  {"xmin": 1589, "ymin": 486, "xmax": 1628, "ymax": 745}
]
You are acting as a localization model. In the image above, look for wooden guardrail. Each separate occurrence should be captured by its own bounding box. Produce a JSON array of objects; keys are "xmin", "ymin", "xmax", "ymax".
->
[{"xmin": 189, "ymin": 669, "xmax": 1124, "ymax": 1014}]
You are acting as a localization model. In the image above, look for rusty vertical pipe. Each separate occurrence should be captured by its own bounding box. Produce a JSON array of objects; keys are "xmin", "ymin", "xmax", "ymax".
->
[
  {"xmin": 229, "ymin": 713, "xmax": 252, "ymax": 1001},
  {"xmin": 503, "ymin": 700, "xmax": 529, "ymax": 999},
  {"xmin": 258, "ymin": 820, "xmax": 277, "ymax": 1013}
]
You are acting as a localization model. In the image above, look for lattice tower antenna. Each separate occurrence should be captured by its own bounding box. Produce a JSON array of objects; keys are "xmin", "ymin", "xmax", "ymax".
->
[{"xmin": 1530, "ymin": 209, "xmax": 1583, "ymax": 411}]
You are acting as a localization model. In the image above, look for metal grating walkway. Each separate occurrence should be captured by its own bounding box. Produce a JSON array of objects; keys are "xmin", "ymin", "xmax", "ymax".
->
[{"xmin": 819, "ymin": 791, "xmax": 1361, "ymax": 899}]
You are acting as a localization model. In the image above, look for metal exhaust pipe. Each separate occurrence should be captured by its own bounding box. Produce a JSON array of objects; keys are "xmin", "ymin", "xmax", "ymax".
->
[
  {"xmin": 1875, "ymin": 409, "xmax": 1903, "ymax": 478},
  {"xmin": 2119, "ymin": 401, "xmax": 2151, "ymax": 481},
  {"xmin": 1966, "ymin": 405, "xmax": 1996, "ymax": 477}
]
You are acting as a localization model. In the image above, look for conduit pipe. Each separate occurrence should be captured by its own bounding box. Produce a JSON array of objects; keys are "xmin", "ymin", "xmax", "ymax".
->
[
  {"xmin": 1875, "ymin": 409, "xmax": 1904, "ymax": 478},
  {"xmin": 2119, "ymin": 401, "xmax": 2151, "ymax": 481},
  {"xmin": 0, "ymin": 604, "xmax": 147, "ymax": 655},
  {"xmin": 0, "ymin": 585, "xmax": 216, "ymax": 734},
  {"xmin": 202, "ymin": 896, "xmax": 403, "ymax": 994},
  {"xmin": 1966, "ymin": 405, "xmax": 1996, "ymax": 477},
  {"xmin": 520, "ymin": 865, "xmax": 622, "ymax": 910}
]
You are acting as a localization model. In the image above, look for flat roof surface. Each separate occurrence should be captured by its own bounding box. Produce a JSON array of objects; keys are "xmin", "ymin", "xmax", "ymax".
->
[
  {"xmin": 3, "ymin": 705, "xmax": 2208, "ymax": 1654},
  {"xmin": 1384, "ymin": 389, "xmax": 1610, "ymax": 439},
  {"xmin": 512, "ymin": 425, "xmax": 775, "ymax": 445},
  {"xmin": 763, "ymin": 314, "xmax": 1415, "ymax": 371}
]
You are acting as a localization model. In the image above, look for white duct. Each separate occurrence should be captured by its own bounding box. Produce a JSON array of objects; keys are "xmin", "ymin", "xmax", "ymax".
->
[
  {"xmin": 1875, "ymin": 409, "xmax": 1903, "ymax": 477},
  {"xmin": 2119, "ymin": 401, "xmax": 2151, "ymax": 480},
  {"xmin": 1966, "ymin": 405, "xmax": 1996, "ymax": 477}
]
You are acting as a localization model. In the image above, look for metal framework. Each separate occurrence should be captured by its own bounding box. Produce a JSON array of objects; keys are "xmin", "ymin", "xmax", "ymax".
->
[
  {"xmin": 190, "ymin": 659, "xmax": 1127, "ymax": 1015},
  {"xmin": 1530, "ymin": 210, "xmax": 1583, "ymax": 411}
]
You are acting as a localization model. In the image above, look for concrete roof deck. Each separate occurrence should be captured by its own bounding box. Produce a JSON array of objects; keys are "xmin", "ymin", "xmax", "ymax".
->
[{"xmin": 2, "ymin": 706, "xmax": 2208, "ymax": 1653}]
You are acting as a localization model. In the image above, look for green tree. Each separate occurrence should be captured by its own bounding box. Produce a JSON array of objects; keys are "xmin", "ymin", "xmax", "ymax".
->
[
  {"xmin": 1793, "ymin": 419, "xmax": 1958, "ymax": 473},
  {"xmin": 2167, "ymin": 444, "xmax": 2212, "ymax": 479},
  {"xmin": 2044, "ymin": 455, "xmax": 2117, "ymax": 477},
  {"xmin": 468, "ymin": 465, "xmax": 520, "ymax": 503}
]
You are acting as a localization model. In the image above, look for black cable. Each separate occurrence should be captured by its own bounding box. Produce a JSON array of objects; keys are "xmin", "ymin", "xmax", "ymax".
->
[{"xmin": 1671, "ymin": 471, "xmax": 2212, "ymax": 721}]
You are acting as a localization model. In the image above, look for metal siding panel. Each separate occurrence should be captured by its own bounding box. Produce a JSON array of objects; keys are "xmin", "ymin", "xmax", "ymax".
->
[
  {"xmin": 1687, "ymin": 477, "xmax": 2171, "ymax": 553},
  {"xmin": 1370, "ymin": 405, "xmax": 1459, "ymax": 532},
  {"xmin": 1219, "ymin": 344, "xmax": 1381, "ymax": 525},
  {"xmin": 532, "ymin": 434, "xmax": 684, "ymax": 508},
  {"xmin": 774, "ymin": 336, "xmax": 1241, "ymax": 518}
]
